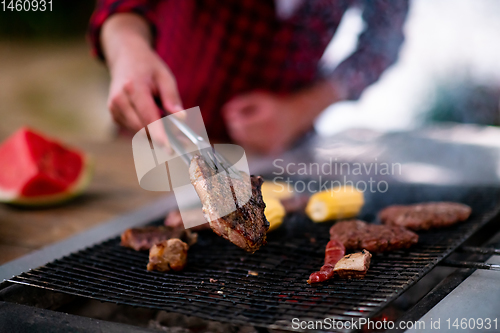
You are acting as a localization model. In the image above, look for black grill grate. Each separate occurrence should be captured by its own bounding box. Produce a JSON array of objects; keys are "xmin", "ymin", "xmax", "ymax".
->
[{"xmin": 9, "ymin": 185, "xmax": 500, "ymax": 332}]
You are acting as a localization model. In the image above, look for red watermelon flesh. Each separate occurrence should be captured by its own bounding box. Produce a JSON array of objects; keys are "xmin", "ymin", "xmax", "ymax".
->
[{"xmin": 0, "ymin": 127, "xmax": 91, "ymax": 205}]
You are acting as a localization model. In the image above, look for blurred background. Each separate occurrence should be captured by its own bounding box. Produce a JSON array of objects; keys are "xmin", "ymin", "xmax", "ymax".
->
[
  {"xmin": 317, "ymin": 0, "xmax": 500, "ymax": 134},
  {"xmin": 0, "ymin": 1, "xmax": 111, "ymax": 142},
  {"xmin": 0, "ymin": 0, "xmax": 499, "ymax": 141}
]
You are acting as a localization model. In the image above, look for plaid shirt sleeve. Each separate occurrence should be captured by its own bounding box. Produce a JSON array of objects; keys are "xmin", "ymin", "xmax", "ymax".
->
[
  {"xmin": 88, "ymin": 0, "xmax": 157, "ymax": 61},
  {"xmin": 329, "ymin": 0, "xmax": 409, "ymax": 100}
]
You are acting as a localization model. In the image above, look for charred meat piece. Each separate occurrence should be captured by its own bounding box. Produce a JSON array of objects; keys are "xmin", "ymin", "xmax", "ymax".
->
[
  {"xmin": 164, "ymin": 209, "xmax": 210, "ymax": 231},
  {"xmin": 334, "ymin": 250, "xmax": 372, "ymax": 279},
  {"xmin": 280, "ymin": 195, "xmax": 309, "ymax": 213},
  {"xmin": 307, "ymin": 239, "xmax": 346, "ymax": 284},
  {"xmin": 121, "ymin": 226, "xmax": 197, "ymax": 251},
  {"xmin": 147, "ymin": 239, "xmax": 189, "ymax": 272},
  {"xmin": 329, "ymin": 220, "xmax": 418, "ymax": 253},
  {"xmin": 189, "ymin": 155, "xmax": 269, "ymax": 253},
  {"xmin": 379, "ymin": 202, "xmax": 472, "ymax": 231}
]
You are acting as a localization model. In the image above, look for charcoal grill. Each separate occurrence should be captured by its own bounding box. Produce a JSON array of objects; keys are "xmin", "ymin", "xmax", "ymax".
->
[{"xmin": 5, "ymin": 184, "xmax": 500, "ymax": 332}]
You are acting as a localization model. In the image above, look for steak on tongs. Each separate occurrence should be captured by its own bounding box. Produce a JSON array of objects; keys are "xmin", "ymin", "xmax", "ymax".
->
[{"xmin": 189, "ymin": 155, "xmax": 269, "ymax": 253}]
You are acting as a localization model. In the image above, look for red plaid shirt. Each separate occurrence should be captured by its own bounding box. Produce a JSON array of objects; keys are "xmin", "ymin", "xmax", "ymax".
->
[{"xmin": 89, "ymin": 0, "xmax": 408, "ymax": 141}]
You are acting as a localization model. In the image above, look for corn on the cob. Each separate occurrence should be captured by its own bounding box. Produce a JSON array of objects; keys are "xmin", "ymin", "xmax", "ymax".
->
[
  {"xmin": 264, "ymin": 198, "xmax": 286, "ymax": 231},
  {"xmin": 306, "ymin": 186, "xmax": 364, "ymax": 222},
  {"xmin": 261, "ymin": 181, "xmax": 293, "ymax": 202}
]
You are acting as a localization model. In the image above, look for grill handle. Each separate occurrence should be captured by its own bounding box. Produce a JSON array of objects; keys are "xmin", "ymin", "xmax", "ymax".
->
[
  {"xmin": 459, "ymin": 246, "xmax": 500, "ymax": 255},
  {"xmin": 440, "ymin": 259, "xmax": 500, "ymax": 271}
]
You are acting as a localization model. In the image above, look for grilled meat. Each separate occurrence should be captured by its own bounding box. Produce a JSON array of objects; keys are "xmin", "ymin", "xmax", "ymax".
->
[
  {"xmin": 189, "ymin": 155, "xmax": 269, "ymax": 253},
  {"xmin": 164, "ymin": 209, "xmax": 210, "ymax": 231},
  {"xmin": 329, "ymin": 220, "xmax": 418, "ymax": 253},
  {"xmin": 307, "ymin": 239, "xmax": 345, "ymax": 284},
  {"xmin": 147, "ymin": 239, "xmax": 189, "ymax": 272},
  {"xmin": 334, "ymin": 250, "xmax": 372, "ymax": 279},
  {"xmin": 121, "ymin": 226, "xmax": 197, "ymax": 251},
  {"xmin": 280, "ymin": 195, "xmax": 309, "ymax": 213},
  {"xmin": 379, "ymin": 202, "xmax": 472, "ymax": 231}
]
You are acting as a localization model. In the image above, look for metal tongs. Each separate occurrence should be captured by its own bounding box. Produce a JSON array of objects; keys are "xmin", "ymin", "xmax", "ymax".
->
[
  {"xmin": 440, "ymin": 246, "xmax": 500, "ymax": 271},
  {"xmin": 158, "ymin": 105, "xmax": 241, "ymax": 180}
]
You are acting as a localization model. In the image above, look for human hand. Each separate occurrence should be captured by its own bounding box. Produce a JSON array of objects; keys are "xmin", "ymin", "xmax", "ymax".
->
[
  {"xmin": 222, "ymin": 82, "xmax": 346, "ymax": 155},
  {"xmin": 222, "ymin": 92, "xmax": 305, "ymax": 154},
  {"xmin": 102, "ymin": 14, "xmax": 183, "ymax": 133}
]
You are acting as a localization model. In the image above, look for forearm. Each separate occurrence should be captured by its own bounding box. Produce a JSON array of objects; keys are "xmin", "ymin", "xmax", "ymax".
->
[
  {"xmin": 330, "ymin": 0, "xmax": 408, "ymax": 100},
  {"xmin": 101, "ymin": 13, "xmax": 153, "ymax": 71}
]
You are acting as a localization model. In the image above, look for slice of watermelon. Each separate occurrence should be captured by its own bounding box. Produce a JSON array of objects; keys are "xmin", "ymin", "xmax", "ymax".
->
[{"xmin": 0, "ymin": 127, "xmax": 92, "ymax": 206}]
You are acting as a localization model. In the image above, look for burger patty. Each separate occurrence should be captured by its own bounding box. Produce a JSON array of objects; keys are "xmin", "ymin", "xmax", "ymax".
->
[
  {"xmin": 379, "ymin": 202, "xmax": 471, "ymax": 231},
  {"xmin": 329, "ymin": 220, "xmax": 418, "ymax": 253}
]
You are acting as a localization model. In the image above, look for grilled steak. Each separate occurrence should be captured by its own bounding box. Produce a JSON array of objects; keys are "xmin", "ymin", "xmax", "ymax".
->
[
  {"xmin": 329, "ymin": 220, "xmax": 418, "ymax": 253},
  {"xmin": 164, "ymin": 209, "xmax": 210, "ymax": 231},
  {"xmin": 334, "ymin": 250, "xmax": 372, "ymax": 279},
  {"xmin": 379, "ymin": 202, "xmax": 472, "ymax": 231},
  {"xmin": 147, "ymin": 239, "xmax": 189, "ymax": 272},
  {"xmin": 189, "ymin": 155, "xmax": 269, "ymax": 253},
  {"xmin": 121, "ymin": 226, "xmax": 197, "ymax": 251}
]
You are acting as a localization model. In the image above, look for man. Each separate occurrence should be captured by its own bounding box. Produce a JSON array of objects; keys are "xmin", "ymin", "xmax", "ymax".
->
[{"xmin": 89, "ymin": 0, "xmax": 408, "ymax": 154}]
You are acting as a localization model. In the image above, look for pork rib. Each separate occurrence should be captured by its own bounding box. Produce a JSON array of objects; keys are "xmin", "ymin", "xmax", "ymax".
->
[{"xmin": 334, "ymin": 250, "xmax": 372, "ymax": 279}]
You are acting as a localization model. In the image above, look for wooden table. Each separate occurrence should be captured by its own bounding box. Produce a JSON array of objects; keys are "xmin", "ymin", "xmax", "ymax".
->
[{"xmin": 0, "ymin": 138, "xmax": 166, "ymax": 264}]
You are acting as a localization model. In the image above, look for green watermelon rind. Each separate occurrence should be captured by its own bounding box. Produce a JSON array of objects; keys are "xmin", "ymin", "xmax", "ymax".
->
[{"xmin": 0, "ymin": 154, "xmax": 93, "ymax": 206}]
